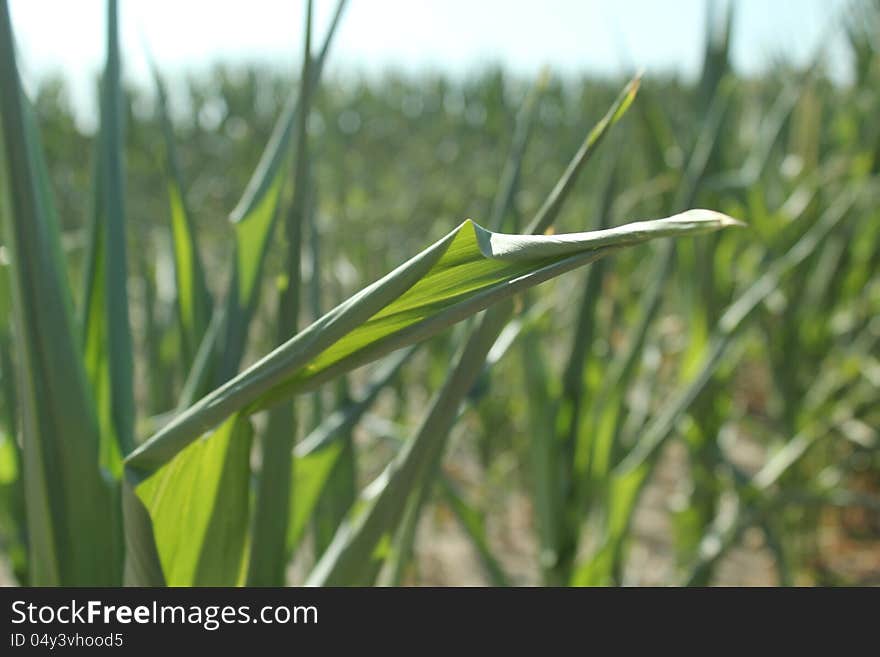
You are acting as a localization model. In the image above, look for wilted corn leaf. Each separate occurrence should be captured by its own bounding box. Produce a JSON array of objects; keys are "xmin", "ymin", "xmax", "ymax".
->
[
  {"xmin": 131, "ymin": 212, "xmax": 741, "ymax": 469},
  {"xmin": 123, "ymin": 212, "xmax": 739, "ymax": 585}
]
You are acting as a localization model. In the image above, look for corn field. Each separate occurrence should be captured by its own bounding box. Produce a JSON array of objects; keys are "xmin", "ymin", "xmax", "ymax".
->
[{"xmin": 0, "ymin": 0, "xmax": 878, "ymax": 587}]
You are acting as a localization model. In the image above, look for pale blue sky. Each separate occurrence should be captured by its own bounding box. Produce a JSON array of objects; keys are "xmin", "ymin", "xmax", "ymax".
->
[{"xmin": 8, "ymin": 0, "xmax": 852, "ymax": 124}]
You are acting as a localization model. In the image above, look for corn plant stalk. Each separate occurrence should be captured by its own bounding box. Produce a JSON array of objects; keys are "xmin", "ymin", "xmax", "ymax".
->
[
  {"xmin": 247, "ymin": 0, "xmax": 314, "ymax": 586},
  {"xmin": 377, "ymin": 73, "xmax": 548, "ymax": 582}
]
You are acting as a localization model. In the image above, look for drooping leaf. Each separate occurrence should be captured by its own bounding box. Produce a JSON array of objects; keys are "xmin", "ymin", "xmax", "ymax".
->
[
  {"xmin": 122, "ymin": 211, "xmax": 739, "ymax": 585},
  {"xmin": 129, "ymin": 211, "xmax": 741, "ymax": 475}
]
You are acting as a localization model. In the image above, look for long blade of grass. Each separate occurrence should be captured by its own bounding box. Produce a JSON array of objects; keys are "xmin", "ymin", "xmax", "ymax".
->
[
  {"xmin": 81, "ymin": 0, "xmax": 134, "ymax": 469},
  {"xmin": 134, "ymin": 209, "xmax": 738, "ymax": 475},
  {"xmin": 183, "ymin": 0, "xmax": 348, "ymax": 397},
  {"xmin": 149, "ymin": 60, "xmax": 213, "ymax": 369},
  {"xmin": 125, "ymin": 2, "xmax": 348, "ymax": 586},
  {"xmin": 537, "ymin": 165, "xmax": 617, "ymax": 584},
  {"xmin": 569, "ymin": 85, "xmax": 733, "ymax": 585}
]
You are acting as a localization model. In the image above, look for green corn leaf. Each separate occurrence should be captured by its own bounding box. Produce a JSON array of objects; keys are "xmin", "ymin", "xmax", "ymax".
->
[
  {"xmin": 175, "ymin": 0, "xmax": 348, "ymax": 405},
  {"xmin": 538, "ymin": 165, "xmax": 617, "ymax": 585},
  {"xmin": 488, "ymin": 68, "xmax": 546, "ymax": 232},
  {"xmin": 149, "ymin": 62, "xmax": 212, "ymax": 369},
  {"xmin": 0, "ymin": 0, "xmax": 120, "ymax": 585},
  {"xmin": 302, "ymin": 215, "xmax": 737, "ymax": 587},
  {"xmin": 131, "ymin": 415, "xmax": 253, "ymax": 586},
  {"xmin": 288, "ymin": 440, "xmax": 345, "ymax": 557},
  {"xmin": 371, "ymin": 73, "xmax": 552, "ymax": 586},
  {"xmin": 566, "ymin": 87, "xmax": 734, "ymax": 585},
  {"xmin": 248, "ymin": 0, "xmax": 315, "ymax": 586},
  {"xmin": 81, "ymin": 0, "xmax": 134, "ymax": 470}
]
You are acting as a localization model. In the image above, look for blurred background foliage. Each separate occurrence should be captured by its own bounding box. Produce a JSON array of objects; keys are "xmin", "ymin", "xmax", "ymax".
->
[{"xmin": 1, "ymin": 0, "xmax": 879, "ymax": 585}]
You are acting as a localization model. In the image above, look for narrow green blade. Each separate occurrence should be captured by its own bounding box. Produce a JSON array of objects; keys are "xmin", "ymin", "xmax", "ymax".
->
[
  {"xmin": 211, "ymin": 0, "xmax": 348, "ymax": 388},
  {"xmin": 81, "ymin": 0, "xmax": 134, "ymax": 470},
  {"xmin": 305, "ymin": 77, "xmax": 651, "ymax": 586},
  {"xmin": 247, "ymin": 0, "xmax": 316, "ymax": 586},
  {"xmin": 149, "ymin": 62, "xmax": 213, "ymax": 369},
  {"xmin": 440, "ymin": 476, "xmax": 511, "ymax": 587}
]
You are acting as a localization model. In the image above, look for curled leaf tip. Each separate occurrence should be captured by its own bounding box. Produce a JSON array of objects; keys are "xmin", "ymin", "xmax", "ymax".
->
[
  {"xmin": 676, "ymin": 209, "xmax": 747, "ymax": 229},
  {"xmin": 631, "ymin": 68, "xmax": 645, "ymax": 87}
]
